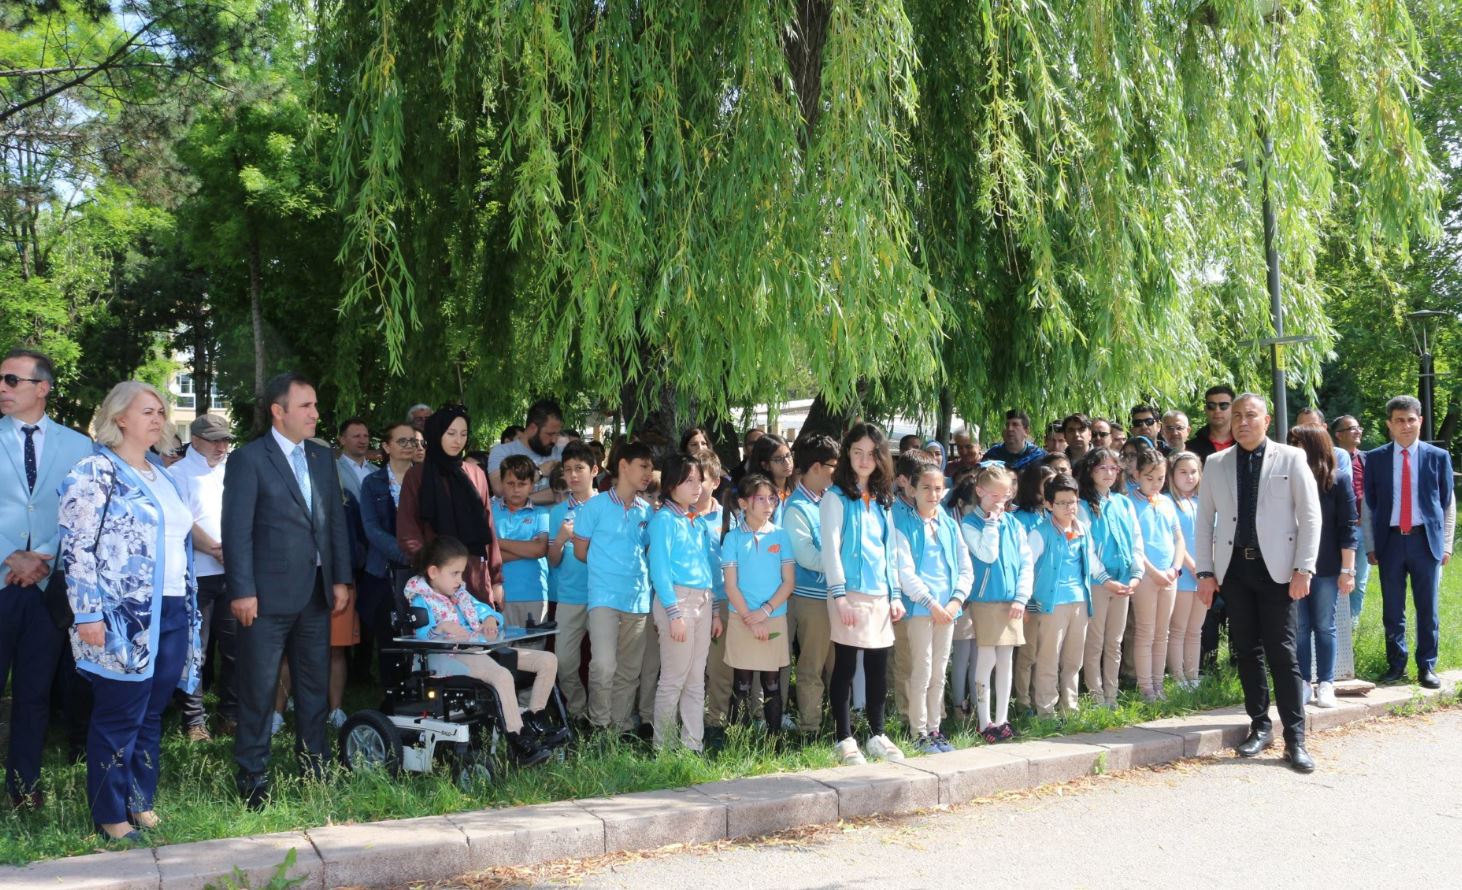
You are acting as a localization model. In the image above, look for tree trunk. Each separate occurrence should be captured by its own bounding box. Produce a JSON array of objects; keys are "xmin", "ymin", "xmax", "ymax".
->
[
  {"xmin": 936, "ymin": 386, "xmax": 953, "ymax": 444},
  {"xmin": 782, "ymin": 1, "xmax": 832, "ymax": 149},
  {"xmin": 801, "ymin": 388, "xmax": 867, "ymax": 441},
  {"xmin": 248, "ymin": 227, "xmax": 267, "ymax": 435},
  {"xmin": 1436, "ymin": 397, "xmax": 1458, "ymax": 451}
]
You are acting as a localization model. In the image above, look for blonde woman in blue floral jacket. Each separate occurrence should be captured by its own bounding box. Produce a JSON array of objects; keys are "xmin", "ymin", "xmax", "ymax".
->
[{"xmin": 58, "ymin": 381, "xmax": 202, "ymax": 844}]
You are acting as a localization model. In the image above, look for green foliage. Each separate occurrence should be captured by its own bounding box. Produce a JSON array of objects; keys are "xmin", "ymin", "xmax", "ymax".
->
[{"xmin": 205, "ymin": 848, "xmax": 307, "ymax": 890}]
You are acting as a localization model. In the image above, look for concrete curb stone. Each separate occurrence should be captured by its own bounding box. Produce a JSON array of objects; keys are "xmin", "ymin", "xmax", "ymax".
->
[
  {"xmin": 576, "ymin": 787, "xmax": 727, "ymax": 852},
  {"xmin": 5, "ymin": 673, "xmax": 1458, "ymax": 889},
  {"xmin": 692, "ymin": 774, "xmax": 838, "ymax": 838}
]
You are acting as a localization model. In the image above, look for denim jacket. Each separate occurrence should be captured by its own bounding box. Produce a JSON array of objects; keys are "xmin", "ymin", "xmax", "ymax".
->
[{"xmin": 57, "ymin": 449, "xmax": 202, "ymax": 691}]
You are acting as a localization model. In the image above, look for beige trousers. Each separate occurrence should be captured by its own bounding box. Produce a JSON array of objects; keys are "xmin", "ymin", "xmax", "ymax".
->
[
  {"xmin": 706, "ymin": 601, "xmax": 735, "ymax": 726},
  {"xmin": 1013, "ymin": 612, "xmax": 1040, "ymax": 708},
  {"xmin": 1083, "ymin": 583, "xmax": 1129, "ymax": 703},
  {"xmin": 430, "ymin": 648, "xmax": 556, "ymax": 734},
  {"xmin": 791, "ymin": 595, "xmax": 836, "ymax": 732},
  {"xmin": 892, "ymin": 616, "xmax": 912, "ymax": 717},
  {"xmin": 903, "ymin": 616, "xmax": 955, "ymax": 736},
  {"xmin": 638, "ymin": 612, "xmax": 660, "ymax": 726},
  {"xmin": 503, "ymin": 600, "xmax": 548, "ymax": 629},
  {"xmin": 1167, "ymin": 588, "xmax": 1206, "ymax": 683},
  {"xmin": 1131, "ymin": 574, "xmax": 1177, "ymax": 695},
  {"xmin": 553, "ymin": 603, "xmax": 589, "ymax": 717},
  {"xmin": 1034, "ymin": 603, "xmax": 1088, "ymax": 717},
  {"xmin": 586, "ymin": 607, "xmax": 648, "ymax": 731},
  {"xmin": 651, "ymin": 587, "xmax": 713, "ymax": 750}
]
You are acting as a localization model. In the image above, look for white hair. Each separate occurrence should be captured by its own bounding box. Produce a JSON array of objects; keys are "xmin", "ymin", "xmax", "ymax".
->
[{"xmin": 92, "ymin": 381, "xmax": 170, "ymax": 449}]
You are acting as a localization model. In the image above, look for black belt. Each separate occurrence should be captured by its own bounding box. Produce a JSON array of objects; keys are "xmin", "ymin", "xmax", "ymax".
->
[{"xmin": 1390, "ymin": 525, "xmax": 1423, "ymax": 536}]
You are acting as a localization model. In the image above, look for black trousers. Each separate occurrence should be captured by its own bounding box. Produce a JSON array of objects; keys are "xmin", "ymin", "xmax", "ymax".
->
[
  {"xmin": 180, "ymin": 575, "xmax": 237, "ymax": 726},
  {"xmin": 1223, "ymin": 548, "xmax": 1306, "ymax": 746},
  {"xmin": 233, "ymin": 572, "xmax": 332, "ymax": 779}
]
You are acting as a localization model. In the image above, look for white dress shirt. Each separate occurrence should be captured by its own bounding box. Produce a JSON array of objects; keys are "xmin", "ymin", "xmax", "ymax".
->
[{"xmin": 168, "ymin": 447, "xmax": 227, "ymax": 577}]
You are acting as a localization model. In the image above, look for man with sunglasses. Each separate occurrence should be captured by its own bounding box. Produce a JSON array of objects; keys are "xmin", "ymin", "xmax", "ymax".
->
[
  {"xmin": 0, "ymin": 349, "xmax": 93, "ymax": 809},
  {"xmin": 1186, "ymin": 385, "xmax": 1237, "ymax": 461},
  {"xmin": 1129, "ymin": 404, "xmax": 1164, "ymax": 452}
]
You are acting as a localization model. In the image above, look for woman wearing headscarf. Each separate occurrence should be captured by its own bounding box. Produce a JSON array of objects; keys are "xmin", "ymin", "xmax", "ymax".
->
[{"xmin": 397, "ymin": 406, "xmax": 505, "ymax": 605}]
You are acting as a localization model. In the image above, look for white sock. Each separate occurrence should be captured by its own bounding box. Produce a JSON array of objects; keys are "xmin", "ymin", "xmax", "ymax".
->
[
  {"xmin": 994, "ymin": 645, "xmax": 1014, "ymax": 727},
  {"xmin": 974, "ymin": 645, "xmax": 997, "ymax": 730}
]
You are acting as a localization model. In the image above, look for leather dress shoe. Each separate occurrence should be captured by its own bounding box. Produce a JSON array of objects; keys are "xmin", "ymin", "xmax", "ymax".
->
[
  {"xmin": 1236, "ymin": 728, "xmax": 1274, "ymax": 758},
  {"xmin": 1285, "ymin": 744, "xmax": 1316, "ymax": 773},
  {"xmin": 1378, "ymin": 666, "xmax": 1407, "ymax": 684},
  {"xmin": 238, "ymin": 774, "xmax": 271, "ymax": 812},
  {"xmin": 1419, "ymin": 668, "xmax": 1442, "ymax": 690}
]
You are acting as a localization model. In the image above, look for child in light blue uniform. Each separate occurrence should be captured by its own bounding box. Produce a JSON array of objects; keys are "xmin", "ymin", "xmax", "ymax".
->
[
  {"xmin": 1165, "ymin": 451, "xmax": 1204, "ymax": 689},
  {"xmin": 1076, "ymin": 448, "xmax": 1144, "ymax": 707},
  {"xmin": 1130, "ymin": 449, "xmax": 1185, "ymax": 701},
  {"xmin": 1006, "ymin": 465, "xmax": 1055, "ymax": 715},
  {"xmin": 647, "ymin": 453, "xmax": 720, "ymax": 751},
  {"xmin": 547, "ymin": 441, "xmax": 599, "ymax": 719},
  {"xmin": 573, "ymin": 442, "xmax": 655, "ymax": 732},
  {"xmin": 959, "ymin": 465, "xmax": 1034, "ymax": 743},
  {"xmin": 893, "ymin": 463, "xmax": 972, "ymax": 753},
  {"xmin": 493, "ymin": 455, "xmax": 551, "ymax": 632},
  {"xmin": 722, "ymin": 474, "xmax": 795, "ymax": 733}
]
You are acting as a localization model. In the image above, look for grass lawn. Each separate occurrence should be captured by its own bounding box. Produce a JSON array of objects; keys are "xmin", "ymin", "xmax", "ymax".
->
[{"xmin": 2, "ymin": 569, "xmax": 1456, "ymax": 866}]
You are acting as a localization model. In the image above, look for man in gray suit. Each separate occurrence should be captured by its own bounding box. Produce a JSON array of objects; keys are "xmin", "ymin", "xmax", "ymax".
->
[
  {"xmin": 223, "ymin": 372, "xmax": 352, "ymax": 809},
  {"xmin": 1195, "ymin": 393, "xmax": 1322, "ymax": 773}
]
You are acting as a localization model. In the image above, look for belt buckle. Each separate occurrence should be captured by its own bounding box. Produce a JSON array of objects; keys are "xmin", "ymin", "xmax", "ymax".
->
[{"xmin": 1242, "ymin": 547, "xmax": 1260, "ymax": 561}]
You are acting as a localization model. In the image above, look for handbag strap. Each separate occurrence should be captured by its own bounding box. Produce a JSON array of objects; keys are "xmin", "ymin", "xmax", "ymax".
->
[{"xmin": 92, "ymin": 461, "xmax": 115, "ymax": 554}]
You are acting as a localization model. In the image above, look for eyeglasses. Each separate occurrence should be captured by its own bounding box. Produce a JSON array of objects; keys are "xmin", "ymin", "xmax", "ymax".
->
[
  {"xmin": 1337, "ymin": 426, "xmax": 1362, "ymax": 434},
  {"xmin": 395, "ymin": 437, "xmax": 425, "ymax": 448},
  {"xmin": 1, "ymin": 374, "xmax": 43, "ymax": 388},
  {"xmin": 1205, "ymin": 401, "xmax": 1232, "ymax": 411},
  {"xmin": 1132, "ymin": 418, "xmax": 1157, "ymax": 427},
  {"xmin": 771, "ymin": 455, "xmax": 794, "ymax": 464}
]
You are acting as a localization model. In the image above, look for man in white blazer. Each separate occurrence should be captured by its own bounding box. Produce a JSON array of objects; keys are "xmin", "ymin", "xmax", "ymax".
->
[
  {"xmin": 1195, "ymin": 393, "xmax": 1322, "ymax": 773},
  {"xmin": 0, "ymin": 349, "xmax": 93, "ymax": 808}
]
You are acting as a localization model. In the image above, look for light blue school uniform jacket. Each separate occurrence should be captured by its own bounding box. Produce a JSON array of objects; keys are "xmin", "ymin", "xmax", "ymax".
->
[
  {"xmin": 960, "ymin": 509, "xmax": 1035, "ymax": 606},
  {"xmin": 1079, "ymin": 493, "xmax": 1145, "ymax": 586},
  {"xmin": 1026, "ymin": 518, "xmax": 1111, "ymax": 616},
  {"xmin": 818, "ymin": 484, "xmax": 900, "ymax": 600},
  {"xmin": 648, "ymin": 500, "xmax": 719, "ymax": 618},
  {"xmin": 892, "ymin": 506, "xmax": 973, "ymax": 615},
  {"xmin": 573, "ymin": 489, "xmax": 652, "ymax": 613},
  {"xmin": 784, "ymin": 483, "xmax": 827, "ymax": 599}
]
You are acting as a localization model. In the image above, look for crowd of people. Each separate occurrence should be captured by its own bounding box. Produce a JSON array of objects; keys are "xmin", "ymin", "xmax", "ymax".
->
[{"xmin": 0, "ymin": 346, "xmax": 1455, "ymax": 843}]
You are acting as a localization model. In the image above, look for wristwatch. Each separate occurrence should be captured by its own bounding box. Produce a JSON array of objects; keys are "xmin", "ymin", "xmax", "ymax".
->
[
  {"xmin": 1340, "ymin": 567, "xmax": 1357, "ymax": 577},
  {"xmin": 1196, "ymin": 571, "xmax": 1215, "ymax": 580}
]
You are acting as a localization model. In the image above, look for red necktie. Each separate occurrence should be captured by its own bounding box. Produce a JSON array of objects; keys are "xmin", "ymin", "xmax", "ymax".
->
[{"xmin": 1400, "ymin": 447, "xmax": 1413, "ymax": 534}]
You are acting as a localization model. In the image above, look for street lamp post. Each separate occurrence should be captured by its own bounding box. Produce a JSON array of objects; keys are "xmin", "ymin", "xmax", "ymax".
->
[{"xmin": 1406, "ymin": 309, "xmax": 1448, "ymax": 444}]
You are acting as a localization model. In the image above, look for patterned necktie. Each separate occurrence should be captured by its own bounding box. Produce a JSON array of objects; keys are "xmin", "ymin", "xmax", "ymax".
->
[
  {"xmin": 1399, "ymin": 446, "xmax": 1413, "ymax": 534},
  {"xmin": 291, "ymin": 444, "xmax": 314, "ymax": 512},
  {"xmin": 21, "ymin": 425, "xmax": 38, "ymax": 492}
]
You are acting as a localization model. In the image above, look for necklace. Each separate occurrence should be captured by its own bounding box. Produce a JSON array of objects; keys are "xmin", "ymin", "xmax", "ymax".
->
[{"xmin": 134, "ymin": 461, "xmax": 157, "ymax": 481}]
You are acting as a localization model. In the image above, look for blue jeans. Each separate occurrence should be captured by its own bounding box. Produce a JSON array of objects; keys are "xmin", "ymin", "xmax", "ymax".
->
[
  {"xmin": 1297, "ymin": 575, "xmax": 1339, "ymax": 683},
  {"xmin": 1349, "ymin": 557, "xmax": 1370, "ymax": 623}
]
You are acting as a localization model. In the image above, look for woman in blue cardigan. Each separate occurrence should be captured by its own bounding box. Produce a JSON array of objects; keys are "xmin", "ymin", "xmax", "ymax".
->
[{"xmin": 58, "ymin": 381, "xmax": 202, "ymax": 843}]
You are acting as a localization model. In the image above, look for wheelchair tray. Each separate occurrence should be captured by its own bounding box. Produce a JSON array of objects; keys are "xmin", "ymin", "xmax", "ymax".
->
[{"xmin": 389, "ymin": 624, "xmax": 559, "ymax": 649}]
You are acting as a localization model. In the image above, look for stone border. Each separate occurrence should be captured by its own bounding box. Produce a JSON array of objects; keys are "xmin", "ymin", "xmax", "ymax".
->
[{"xmin": 4, "ymin": 672, "xmax": 1457, "ymax": 889}]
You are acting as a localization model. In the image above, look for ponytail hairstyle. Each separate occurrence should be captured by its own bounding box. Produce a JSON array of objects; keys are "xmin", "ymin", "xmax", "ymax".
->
[
  {"xmin": 974, "ymin": 464, "xmax": 1016, "ymax": 492},
  {"xmin": 415, "ymin": 534, "xmax": 471, "ymax": 577}
]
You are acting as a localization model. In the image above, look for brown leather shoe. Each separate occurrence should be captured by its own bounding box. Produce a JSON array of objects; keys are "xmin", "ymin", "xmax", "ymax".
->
[
  {"xmin": 186, "ymin": 724, "xmax": 213, "ymax": 743},
  {"xmin": 10, "ymin": 790, "xmax": 44, "ymax": 812}
]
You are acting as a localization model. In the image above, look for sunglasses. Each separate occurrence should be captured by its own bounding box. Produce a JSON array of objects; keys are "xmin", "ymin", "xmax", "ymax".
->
[
  {"xmin": 1205, "ymin": 401, "xmax": 1232, "ymax": 411},
  {"xmin": 1337, "ymin": 426, "xmax": 1362, "ymax": 434},
  {"xmin": 1, "ymin": 374, "xmax": 44, "ymax": 388},
  {"xmin": 1091, "ymin": 431, "xmax": 1111, "ymax": 439},
  {"xmin": 1132, "ymin": 418, "xmax": 1157, "ymax": 427}
]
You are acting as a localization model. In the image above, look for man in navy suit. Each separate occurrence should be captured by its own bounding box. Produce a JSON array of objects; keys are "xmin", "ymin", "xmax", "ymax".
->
[
  {"xmin": 223, "ymin": 372, "xmax": 353, "ymax": 809},
  {"xmin": 0, "ymin": 349, "xmax": 93, "ymax": 809},
  {"xmin": 1362, "ymin": 395, "xmax": 1455, "ymax": 688}
]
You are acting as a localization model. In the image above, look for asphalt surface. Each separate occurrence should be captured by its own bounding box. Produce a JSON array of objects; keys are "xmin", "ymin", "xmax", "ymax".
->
[{"xmin": 450, "ymin": 708, "xmax": 1462, "ymax": 890}]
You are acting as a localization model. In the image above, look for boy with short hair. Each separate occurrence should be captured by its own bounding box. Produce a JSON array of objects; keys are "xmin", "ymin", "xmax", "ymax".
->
[
  {"xmin": 494, "ymin": 455, "xmax": 551, "ymax": 633},
  {"xmin": 786, "ymin": 435, "xmax": 840, "ymax": 734},
  {"xmin": 574, "ymin": 442, "xmax": 656, "ymax": 732},
  {"xmin": 548, "ymin": 442, "xmax": 600, "ymax": 719}
]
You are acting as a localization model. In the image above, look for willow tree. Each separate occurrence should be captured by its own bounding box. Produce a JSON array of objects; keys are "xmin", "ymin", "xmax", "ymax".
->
[{"xmin": 322, "ymin": 0, "xmax": 1440, "ymax": 434}]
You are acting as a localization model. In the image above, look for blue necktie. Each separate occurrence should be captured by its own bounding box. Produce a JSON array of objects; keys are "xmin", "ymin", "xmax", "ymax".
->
[
  {"xmin": 291, "ymin": 444, "xmax": 313, "ymax": 512},
  {"xmin": 22, "ymin": 425, "xmax": 38, "ymax": 492}
]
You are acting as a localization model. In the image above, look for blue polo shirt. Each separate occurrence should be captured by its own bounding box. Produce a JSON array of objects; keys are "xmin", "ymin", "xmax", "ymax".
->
[
  {"xmin": 1133, "ymin": 493, "xmax": 1180, "ymax": 572},
  {"xmin": 574, "ymin": 489, "xmax": 652, "ymax": 613},
  {"xmin": 722, "ymin": 522, "xmax": 794, "ymax": 616},
  {"xmin": 696, "ymin": 504, "xmax": 727, "ymax": 603},
  {"xmin": 647, "ymin": 501, "xmax": 718, "ymax": 614},
  {"xmin": 492, "ymin": 498, "xmax": 550, "ymax": 603},
  {"xmin": 548, "ymin": 493, "xmax": 594, "ymax": 606}
]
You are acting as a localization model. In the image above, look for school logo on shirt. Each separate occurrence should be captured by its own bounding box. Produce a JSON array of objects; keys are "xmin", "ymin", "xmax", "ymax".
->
[{"xmin": 767, "ymin": 543, "xmax": 781, "ymax": 554}]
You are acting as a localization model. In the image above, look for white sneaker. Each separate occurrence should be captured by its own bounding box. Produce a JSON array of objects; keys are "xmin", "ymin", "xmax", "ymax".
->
[
  {"xmin": 1314, "ymin": 681, "xmax": 1338, "ymax": 709},
  {"xmin": 270, "ymin": 712, "xmax": 285, "ymax": 736},
  {"xmin": 328, "ymin": 708, "xmax": 347, "ymax": 729},
  {"xmin": 1301, "ymin": 682, "xmax": 1314, "ymax": 707},
  {"xmin": 835, "ymin": 737, "xmax": 866, "ymax": 766},
  {"xmin": 865, "ymin": 733, "xmax": 905, "ymax": 763}
]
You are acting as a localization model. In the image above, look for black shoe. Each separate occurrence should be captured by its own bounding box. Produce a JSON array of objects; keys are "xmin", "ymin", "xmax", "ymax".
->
[
  {"xmin": 237, "ymin": 774, "xmax": 270, "ymax": 812},
  {"xmin": 1236, "ymin": 728, "xmax": 1274, "ymax": 758},
  {"xmin": 1419, "ymin": 668, "xmax": 1442, "ymax": 689},
  {"xmin": 94, "ymin": 822, "xmax": 145, "ymax": 845},
  {"xmin": 507, "ymin": 731, "xmax": 552, "ymax": 767},
  {"xmin": 1378, "ymin": 666, "xmax": 1407, "ymax": 684},
  {"xmin": 524, "ymin": 710, "xmax": 572, "ymax": 749},
  {"xmin": 1285, "ymin": 745, "xmax": 1316, "ymax": 773}
]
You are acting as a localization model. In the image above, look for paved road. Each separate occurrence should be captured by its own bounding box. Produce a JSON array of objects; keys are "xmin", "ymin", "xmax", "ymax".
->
[{"xmin": 450, "ymin": 709, "xmax": 1462, "ymax": 890}]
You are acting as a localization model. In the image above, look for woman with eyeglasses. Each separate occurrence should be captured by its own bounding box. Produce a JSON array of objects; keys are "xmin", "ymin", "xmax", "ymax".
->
[{"xmin": 356, "ymin": 421, "xmax": 423, "ymax": 688}]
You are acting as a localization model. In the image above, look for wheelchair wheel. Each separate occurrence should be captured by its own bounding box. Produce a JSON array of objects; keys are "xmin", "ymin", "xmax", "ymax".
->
[
  {"xmin": 451, "ymin": 750, "xmax": 493, "ymax": 792},
  {"xmin": 339, "ymin": 710, "xmax": 403, "ymax": 777}
]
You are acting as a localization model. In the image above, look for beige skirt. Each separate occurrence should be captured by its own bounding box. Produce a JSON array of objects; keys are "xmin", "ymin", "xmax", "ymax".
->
[
  {"xmin": 952, "ymin": 605, "xmax": 976, "ymax": 642},
  {"xmin": 970, "ymin": 601, "xmax": 1026, "ymax": 647},
  {"xmin": 724, "ymin": 613, "xmax": 790, "ymax": 671},
  {"xmin": 827, "ymin": 591, "xmax": 895, "ymax": 649}
]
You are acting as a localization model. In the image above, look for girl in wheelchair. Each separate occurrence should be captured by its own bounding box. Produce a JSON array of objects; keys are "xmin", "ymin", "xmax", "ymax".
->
[{"xmin": 405, "ymin": 535, "xmax": 567, "ymax": 765}]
